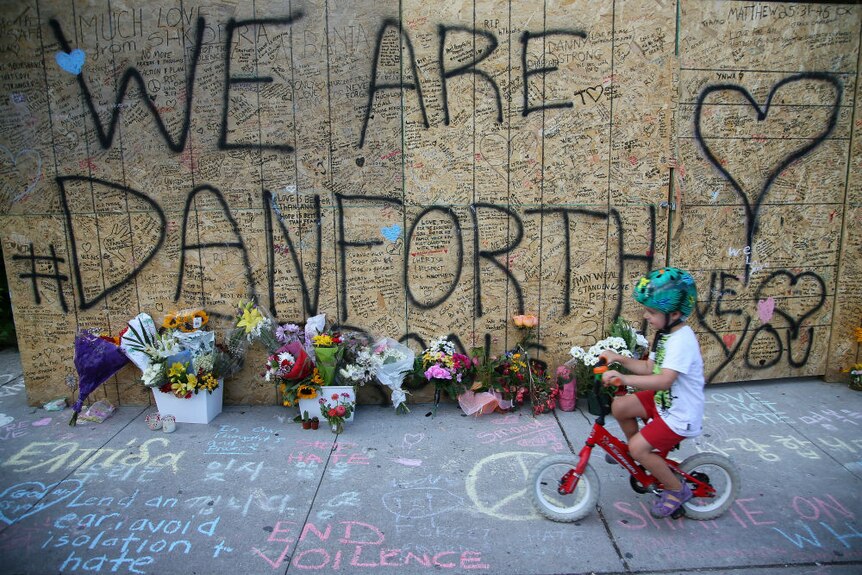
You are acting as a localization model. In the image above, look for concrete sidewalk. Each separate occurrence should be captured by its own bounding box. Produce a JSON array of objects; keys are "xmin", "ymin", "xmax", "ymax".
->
[{"xmin": 0, "ymin": 347, "xmax": 859, "ymax": 575}]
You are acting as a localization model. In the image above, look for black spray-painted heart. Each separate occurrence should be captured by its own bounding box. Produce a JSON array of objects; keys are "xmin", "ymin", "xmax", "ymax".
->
[
  {"xmin": 694, "ymin": 73, "xmax": 842, "ymax": 282},
  {"xmin": 753, "ymin": 270, "xmax": 826, "ymax": 338}
]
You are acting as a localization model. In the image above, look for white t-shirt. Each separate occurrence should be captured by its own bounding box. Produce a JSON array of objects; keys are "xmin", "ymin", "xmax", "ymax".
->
[{"xmin": 649, "ymin": 325, "xmax": 705, "ymax": 437}]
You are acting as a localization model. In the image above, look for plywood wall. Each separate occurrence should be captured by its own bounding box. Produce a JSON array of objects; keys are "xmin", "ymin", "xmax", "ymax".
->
[{"xmin": 0, "ymin": 0, "xmax": 859, "ymax": 406}]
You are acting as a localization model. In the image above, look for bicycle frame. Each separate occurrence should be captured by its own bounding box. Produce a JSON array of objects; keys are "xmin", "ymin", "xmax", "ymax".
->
[{"xmin": 556, "ymin": 363, "xmax": 717, "ymax": 500}]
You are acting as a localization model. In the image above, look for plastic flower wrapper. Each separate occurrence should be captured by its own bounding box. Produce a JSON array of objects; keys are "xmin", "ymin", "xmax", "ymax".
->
[
  {"xmin": 230, "ymin": 300, "xmax": 280, "ymax": 352},
  {"xmin": 371, "ymin": 338, "xmax": 414, "ymax": 413},
  {"xmin": 263, "ymin": 341, "xmax": 314, "ymax": 407},
  {"xmin": 70, "ymin": 330, "xmax": 129, "ymax": 426},
  {"xmin": 119, "ymin": 313, "xmax": 160, "ymax": 371},
  {"xmin": 337, "ymin": 332, "xmax": 375, "ymax": 387}
]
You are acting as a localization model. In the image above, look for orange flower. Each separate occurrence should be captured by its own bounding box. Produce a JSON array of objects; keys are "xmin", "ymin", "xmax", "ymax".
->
[
  {"xmin": 513, "ymin": 314, "xmax": 538, "ymax": 328},
  {"xmin": 855, "ymin": 326, "xmax": 862, "ymax": 343}
]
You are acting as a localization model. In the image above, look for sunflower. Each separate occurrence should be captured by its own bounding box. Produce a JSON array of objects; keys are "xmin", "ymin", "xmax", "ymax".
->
[
  {"xmin": 297, "ymin": 385, "xmax": 318, "ymax": 399},
  {"xmin": 163, "ymin": 314, "xmax": 180, "ymax": 329}
]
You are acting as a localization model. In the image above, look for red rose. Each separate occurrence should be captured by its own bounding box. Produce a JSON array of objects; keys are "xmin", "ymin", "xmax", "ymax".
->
[{"xmin": 328, "ymin": 408, "xmax": 337, "ymax": 417}]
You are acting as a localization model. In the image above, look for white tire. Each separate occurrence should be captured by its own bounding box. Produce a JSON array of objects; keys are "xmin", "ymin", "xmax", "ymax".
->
[{"xmin": 528, "ymin": 454, "xmax": 599, "ymax": 522}]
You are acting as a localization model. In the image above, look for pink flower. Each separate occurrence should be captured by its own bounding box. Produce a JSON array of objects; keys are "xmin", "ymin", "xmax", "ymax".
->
[
  {"xmin": 424, "ymin": 365, "xmax": 451, "ymax": 380},
  {"xmin": 335, "ymin": 405, "xmax": 346, "ymax": 416}
]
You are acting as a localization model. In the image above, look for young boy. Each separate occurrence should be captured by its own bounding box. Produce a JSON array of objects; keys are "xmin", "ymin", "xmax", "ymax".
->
[{"xmin": 599, "ymin": 267, "xmax": 705, "ymax": 518}]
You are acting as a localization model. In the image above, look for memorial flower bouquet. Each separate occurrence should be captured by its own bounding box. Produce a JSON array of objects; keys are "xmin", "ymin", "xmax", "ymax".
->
[
  {"xmin": 336, "ymin": 331, "xmax": 375, "ymax": 386},
  {"xmin": 421, "ymin": 336, "xmax": 474, "ymax": 413},
  {"xmin": 312, "ymin": 331, "xmax": 343, "ymax": 386},
  {"xmin": 231, "ymin": 299, "xmax": 281, "ymax": 352},
  {"xmin": 464, "ymin": 313, "xmax": 556, "ymax": 415},
  {"xmin": 847, "ymin": 364, "xmax": 862, "ymax": 391},
  {"xmin": 319, "ymin": 391, "xmax": 355, "ymax": 434},
  {"xmin": 370, "ymin": 338, "xmax": 414, "ymax": 414},
  {"xmin": 263, "ymin": 341, "xmax": 315, "ymax": 406},
  {"xmin": 567, "ymin": 317, "xmax": 647, "ymax": 397}
]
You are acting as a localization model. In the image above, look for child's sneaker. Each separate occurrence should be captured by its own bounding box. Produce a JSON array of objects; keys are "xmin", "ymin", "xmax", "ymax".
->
[{"xmin": 651, "ymin": 481, "xmax": 692, "ymax": 518}]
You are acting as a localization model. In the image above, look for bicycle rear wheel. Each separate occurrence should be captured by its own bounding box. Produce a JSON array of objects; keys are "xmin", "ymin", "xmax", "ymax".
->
[
  {"xmin": 680, "ymin": 452, "xmax": 740, "ymax": 520},
  {"xmin": 529, "ymin": 454, "xmax": 599, "ymax": 522}
]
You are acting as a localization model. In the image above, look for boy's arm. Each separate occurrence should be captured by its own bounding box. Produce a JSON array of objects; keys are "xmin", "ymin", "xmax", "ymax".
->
[
  {"xmin": 603, "ymin": 367, "xmax": 678, "ymax": 391},
  {"xmin": 600, "ymin": 351, "xmax": 653, "ymax": 375}
]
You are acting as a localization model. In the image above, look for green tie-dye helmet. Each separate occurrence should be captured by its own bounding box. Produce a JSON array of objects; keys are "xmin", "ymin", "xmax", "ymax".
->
[{"xmin": 633, "ymin": 267, "xmax": 697, "ymax": 318}]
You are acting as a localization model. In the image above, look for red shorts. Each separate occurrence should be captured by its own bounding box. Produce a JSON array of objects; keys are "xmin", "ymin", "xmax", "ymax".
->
[{"xmin": 635, "ymin": 390, "xmax": 686, "ymax": 454}]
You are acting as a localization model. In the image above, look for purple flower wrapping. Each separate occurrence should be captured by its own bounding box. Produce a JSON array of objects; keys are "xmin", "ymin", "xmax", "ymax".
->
[{"xmin": 70, "ymin": 331, "xmax": 129, "ymax": 425}]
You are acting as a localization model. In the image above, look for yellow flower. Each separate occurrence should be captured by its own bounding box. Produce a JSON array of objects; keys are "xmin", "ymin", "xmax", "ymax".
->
[
  {"xmin": 168, "ymin": 362, "xmax": 186, "ymax": 379},
  {"xmin": 163, "ymin": 314, "xmax": 179, "ymax": 329},
  {"xmin": 310, "ymin": 368, "xmax": 324, "ymax": 386},
  {"xmin": 313, "ymin": 334, "xmax": 334, "ymax": 347},
  {"xmin": 855, "ymin": 327, "xmax": 862, "ymax": 343},
  {"xmin": 297, "ymin": 385, "xmax": 318, "ymax": 399},
  {"xmin": 237, "ymin": 304, "xmax": 264, "ymax": 334}
]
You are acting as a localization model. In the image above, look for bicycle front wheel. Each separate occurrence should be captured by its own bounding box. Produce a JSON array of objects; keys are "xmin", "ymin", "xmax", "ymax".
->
[{"xmin": 528, "ymin": 454, "xmax": 599, "ymax": 522}]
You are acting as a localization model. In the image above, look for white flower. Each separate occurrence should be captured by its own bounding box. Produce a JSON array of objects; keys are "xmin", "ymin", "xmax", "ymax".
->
[
  {"xmin": 277, "ymin": 351, "xmax": 295, "ymax": 365},
  {"xmin": 569, "ymin": 346, "xmax": 585, "ymax": 360},
  {"xmin": 427, "ymin": 336, "xmax": 455, "ymax": 356}
]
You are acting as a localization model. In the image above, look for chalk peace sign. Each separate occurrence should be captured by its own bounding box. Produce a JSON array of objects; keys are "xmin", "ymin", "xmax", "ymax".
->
[{"xmin": 465, "ymin": 451, "xmax": 548, "ymax": 521}]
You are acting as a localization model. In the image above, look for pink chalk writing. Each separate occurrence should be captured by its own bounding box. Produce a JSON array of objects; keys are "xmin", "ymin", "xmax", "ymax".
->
[{"xmin": 252, "ymin": 520, "xmax": 489, "ymax": 570}]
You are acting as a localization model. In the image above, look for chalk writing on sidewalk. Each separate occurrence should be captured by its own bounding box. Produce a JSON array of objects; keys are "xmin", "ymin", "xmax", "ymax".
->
[{"xmin": 252, "ymin": 519, "xmax": 490, "ymax": 570}]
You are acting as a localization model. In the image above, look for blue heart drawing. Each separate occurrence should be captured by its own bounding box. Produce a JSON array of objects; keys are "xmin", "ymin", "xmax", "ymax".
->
[
  {"xmin": 55, "ymin": 49, "xmax": 86, "ymax": 75},
  {"xmin": 381, "ymin": 224, "xmax": 401, "ymax": 243}
]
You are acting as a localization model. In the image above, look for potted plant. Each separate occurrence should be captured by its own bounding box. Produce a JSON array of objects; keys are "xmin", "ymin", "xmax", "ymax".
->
[
  {"xmin": 320, "ymin": 391, "xmax": 355, "ymax": 434},
  {"xmin": 301, "ymin": 410, "xmax": 311, "ymax": 429},
  {"xmin": 310, "ymin": 416, "xmax": 319, "ymax": 430}
]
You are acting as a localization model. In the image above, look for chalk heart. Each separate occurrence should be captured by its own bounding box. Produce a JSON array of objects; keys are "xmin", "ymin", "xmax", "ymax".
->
[
  {"xmin": 0, "ymin": 479, "xmax": 84, "ymax": 525},
  {"xmin": 402, "ymin": 433, "xmax": 424, "ymax": 449},
  {"xmin": 55, "ymin": 49, "xmax": 86, "ymax": 75},
  {"xmin": 380, "ymin": 224, "xmax": 401, "ymax": 243}
]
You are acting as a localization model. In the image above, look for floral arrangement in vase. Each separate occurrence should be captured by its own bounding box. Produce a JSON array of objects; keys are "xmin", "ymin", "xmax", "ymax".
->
[
  {"xmin": 320, "ymin": 391, "xmax": 355, "ymax": 434},
  {"xmin": 121, "ymin": 309, "xmax": 241, "ymax": 399}
]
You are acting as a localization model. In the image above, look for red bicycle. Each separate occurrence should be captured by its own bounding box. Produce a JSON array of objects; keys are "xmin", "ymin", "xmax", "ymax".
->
[{"xmin": 529, "ymin": 362, "xmax": 740, "ymax": 522}]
